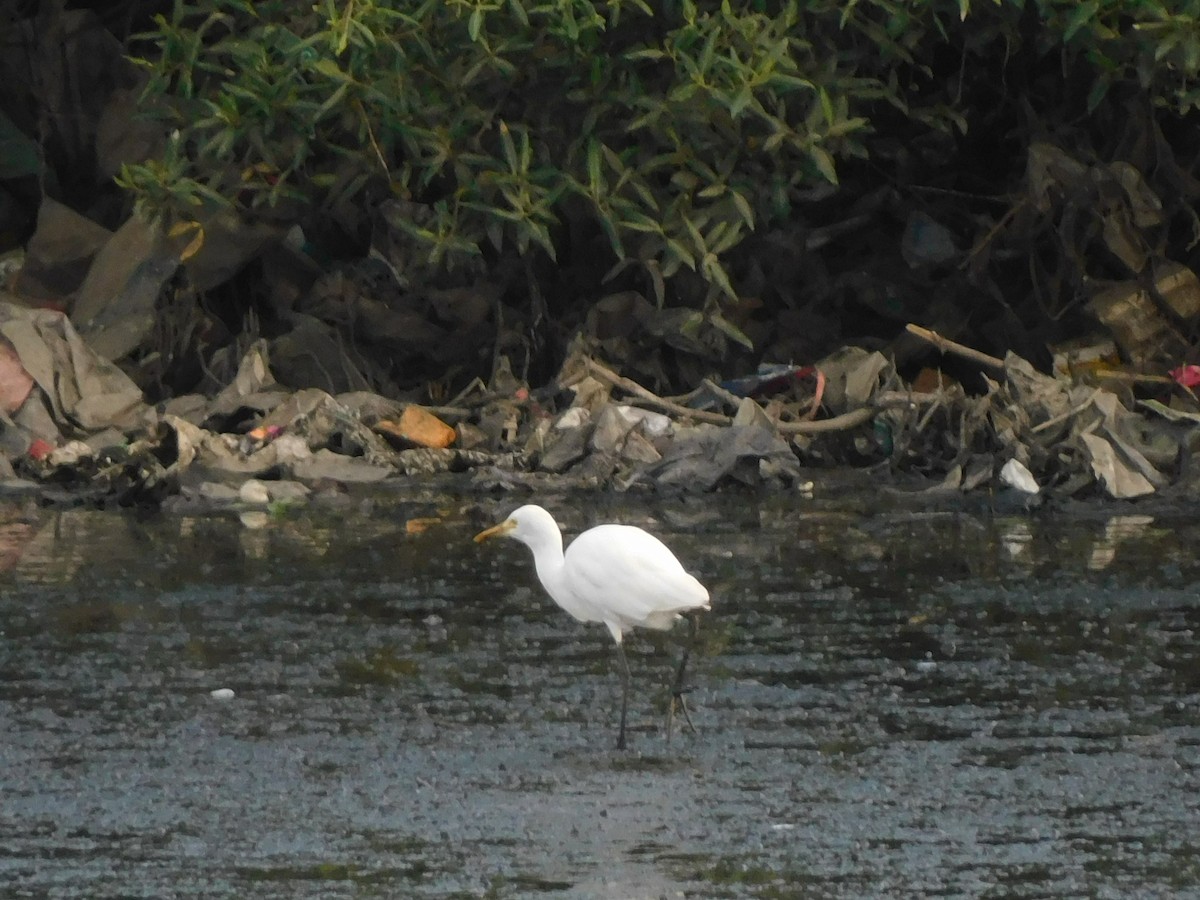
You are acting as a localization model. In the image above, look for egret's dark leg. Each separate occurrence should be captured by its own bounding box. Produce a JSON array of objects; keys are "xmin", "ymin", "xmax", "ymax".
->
[
  {"xmin": 667, "ymin": 612, "xmax": 700, "ymax": 742},
  {"xmin": 615, "ymin": 641, "xmax": 631, "ymax": 750}
]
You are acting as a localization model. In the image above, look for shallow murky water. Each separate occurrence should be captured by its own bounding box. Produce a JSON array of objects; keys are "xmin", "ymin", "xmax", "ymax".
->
[{"xmin": 1, "ymin": 488, "xmax": 1199, "ymax": 898}]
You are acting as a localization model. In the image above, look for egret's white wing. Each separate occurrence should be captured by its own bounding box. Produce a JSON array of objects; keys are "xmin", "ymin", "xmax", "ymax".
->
[{"xmin": 562, "ymin": 525, "xmax": 709, "ymax": 631}]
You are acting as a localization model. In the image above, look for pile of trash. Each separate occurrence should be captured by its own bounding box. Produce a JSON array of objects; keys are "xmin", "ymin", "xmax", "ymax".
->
[
  {"xmin": 1, "ymin": 297, "xmax": 1196, "ymax": 510},
  {"xmin": 4, "ymin": 8, "xmax": 1200, "ymax": 512}
]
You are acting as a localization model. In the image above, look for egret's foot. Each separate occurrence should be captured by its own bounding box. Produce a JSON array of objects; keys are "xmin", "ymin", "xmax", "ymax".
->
[
  {"xmin": 667, "ymin": 611, "xmax": 701, "ymax": 743},
  {"xmin": 666, "ymin": 687, "xmax": 697, "ymax": 743}
]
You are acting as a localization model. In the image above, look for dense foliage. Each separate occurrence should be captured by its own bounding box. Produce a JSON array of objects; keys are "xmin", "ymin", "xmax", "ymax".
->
[{"xmin": 118, "ymin": 0, "xmax": 1200, "ymax": 370}]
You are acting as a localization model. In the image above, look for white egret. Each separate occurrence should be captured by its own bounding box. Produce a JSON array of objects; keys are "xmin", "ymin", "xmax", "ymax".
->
[{"xmin": 474, "ymin": 504, "xmax": 710, "ymax": 750}]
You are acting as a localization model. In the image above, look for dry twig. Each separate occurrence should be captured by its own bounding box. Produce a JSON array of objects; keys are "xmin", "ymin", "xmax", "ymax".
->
[
  {"xmin": 584, "ymin": 359, "xmax": 731, "ymax": 425},
  {"xmin": 905, "ymin": 323, "xmax": 1006, "ymax": 373},
  {"xmin": 583, "ymin": 358, "xmax": 907, "ymax": 435},
  {"xmin": 1030, "ymin": 387, "xmax": 1103, "ymax": 434}
]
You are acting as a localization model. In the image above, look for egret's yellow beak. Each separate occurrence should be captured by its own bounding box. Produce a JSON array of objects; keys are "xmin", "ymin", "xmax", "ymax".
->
[{"xmin": 474, "ymin": 518, "xmax": 516, "ymax": 543}]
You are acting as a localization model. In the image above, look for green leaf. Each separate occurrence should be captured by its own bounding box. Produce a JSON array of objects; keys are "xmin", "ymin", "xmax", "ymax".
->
[
  {"xmin": 665, "ymin": 237, "xmax": 697, "ymax": 271},
  {"xmin": 730, "ymin": 190, "xmax": 755, "ymax": 229},
  {"xmin": 700, "ymin": 253, "xmax": 736, "ymax": 301},
  {"xmin": 826, "ymin": 116, "xmax": 869, "ymax": 138},
  {"xmin": 630, "ymin": 179, "xmax": 660, "ymax": 213},
  {"xmin": 708, "ymin": 311, "xmax": 754, "ymax": 351},
  {"xmin": 1063, "ymin": 1, "xmax": 1098, "ymax": 43},
  {"xmin": 498, "ymin": 121, "xmax": 518, "ymax": 172},
  {"xmin": 528, "ymin": 221, "xmax": 557, "ymax": 261},
  {"xmin": 628, "ymin": 107, "xmax": 664, "ymax": 131},
  {"xmin": 767, "ymin": 73, "xmax": 815, "ymax": 93},
  {"xmin": 809, "ymin": 146, "xmax": 838, "ymax": 184},
  {"xmin": 617, "ymin": 209, "xmax": 662, "ymax": 233},
  {"xmin": 597, "ymin": 208, "xmax": 626, "ymax": 258},
  {"xmin": 506, "ymin": 0, "xmax": 529, "ymax": 27},
  {"xmin": 518, "ymin": 127, "xmax": 532, "ymax": 172},
  {"xmin": 819, "ymin": 86, "xmax": 835, "ymax": 126},
  {"xmin": 705, "ymin": 220, "xmax": 729, "ymax": 250},
  {"xmin": 762, "ymin": 130, "xmax": 786, "ymax": 153},
  {"xmin": 668, "ymin": 82, "xmax": 700, "ymax": 103},
  {"xmin": 699, "ymin": 28, "xmax": 718, "ymax": 75},
  {"xmin": 709, "ymin": 220, "xmax": 744, "ymax": 255},
  {"xmin": 312, "ymin": 58, "xmax": 352, "ymax": 81},
  {"xmin": 624, "ymin": 48, "xmax": 665, "ymax": 61},
  {"xmin": 315, "ymin": 82, "xmax": 350, "ymax": 120},
  {"xmin": 644, "ymin": 258, "xmax": 666, "ymax": 308},
  {"xmin": 729, "ymin": 85, "xmax": 753, "ymax": 118},
  {"xmin": 839, "ymin": 0, "xmax": 859, "ymax": 28}
]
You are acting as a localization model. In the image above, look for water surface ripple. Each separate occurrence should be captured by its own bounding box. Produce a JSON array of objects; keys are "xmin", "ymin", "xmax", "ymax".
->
[{"xmin": 1, "ymin": 495, "xmax": 1198, "ymax": 898}]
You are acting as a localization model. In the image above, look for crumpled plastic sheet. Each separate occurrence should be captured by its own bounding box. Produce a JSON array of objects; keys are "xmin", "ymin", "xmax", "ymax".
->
[
  {"xmin": 639, "ymin": 422, "xmax": 802, "ymax": 491},
  {"xmin": 0, "ymin": 299, "xmax": 145, "ymax": 435}
]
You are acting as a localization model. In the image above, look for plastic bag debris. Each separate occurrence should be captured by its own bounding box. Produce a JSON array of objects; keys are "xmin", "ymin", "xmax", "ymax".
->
[{"xmin": 999, "ymin": 458, "xmax": 1040, "ymax": 494}]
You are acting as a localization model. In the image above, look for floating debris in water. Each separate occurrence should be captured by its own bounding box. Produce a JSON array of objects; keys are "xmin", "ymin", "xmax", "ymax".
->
[{"xmin": 239, "ymin": 510, "xmax": 270, "ymax": 530}]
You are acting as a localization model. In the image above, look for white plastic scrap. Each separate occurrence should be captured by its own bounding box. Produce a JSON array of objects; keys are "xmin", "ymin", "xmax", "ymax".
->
[{"xmin": 999, "ymin": 458, "xmax": 1040, "ymax": 494}]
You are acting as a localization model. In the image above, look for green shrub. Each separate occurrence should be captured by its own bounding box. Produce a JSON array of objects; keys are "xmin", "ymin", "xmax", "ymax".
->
[
  {"xmin": 119, "ymin": 0, "xmax": 1200, "ymax": 344},
  {"xmin": 119, "ymin": 1, "xmax": 881, "ymax": 326}
]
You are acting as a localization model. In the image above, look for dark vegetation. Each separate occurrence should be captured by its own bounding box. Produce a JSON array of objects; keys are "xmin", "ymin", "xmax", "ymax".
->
[{"xmin": 3, "ymin": 0, "xmax": 1200, "ymax": 399}]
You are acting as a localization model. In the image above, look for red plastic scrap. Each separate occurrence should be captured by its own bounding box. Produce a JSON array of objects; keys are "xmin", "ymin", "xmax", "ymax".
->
[
  {"xmin": 1169, "ymin": 364, "xmax": 1200, "ymax": 387},
  {"xmin": 0, "ymin": 338, "xmax": 34, "ymax": 414},
  {"xmin": 804, "ymin": 368, "xmax": 826, "ymax": 421},
  {"xmin": 27, "ymin": 439, "xmax": 54, "ymax": 460}
]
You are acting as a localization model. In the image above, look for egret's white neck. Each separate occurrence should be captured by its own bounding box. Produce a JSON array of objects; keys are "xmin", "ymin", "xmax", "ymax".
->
[{"xmin": 519, "ymin": 527, "xmax": 567, "ymax": 597}]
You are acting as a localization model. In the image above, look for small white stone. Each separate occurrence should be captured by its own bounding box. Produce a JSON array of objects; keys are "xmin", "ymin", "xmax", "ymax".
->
[
  {"xmin": 47, "ymin": 440, "xmax": 95, "ymax": 467},
  {"xmin": 210, "ymin": 688, "xmax": 235, "ymax": 700},
  {"xmin": 554, "ymin": 407, "xmax": 591, "ymax": 430},
  {"xmin": 239, "ymin": 479, "xmax": 271, "ymax": 505},
  {"xmin": 999, "ymin": 458, "xmax": 1040, "ymax": 494}
]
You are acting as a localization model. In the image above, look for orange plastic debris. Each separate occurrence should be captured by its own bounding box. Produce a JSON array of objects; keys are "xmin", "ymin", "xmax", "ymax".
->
[
  {"xmin": 405, "ymin": 517, "xmax": 442, "ymax": 535},
  {"xmin": 377, "ymin": 405, "xmax": 456, "ymax": 449},
  {"xmin": 910, "ymin": 367, "xmax": 956, "ymax": 394}
]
